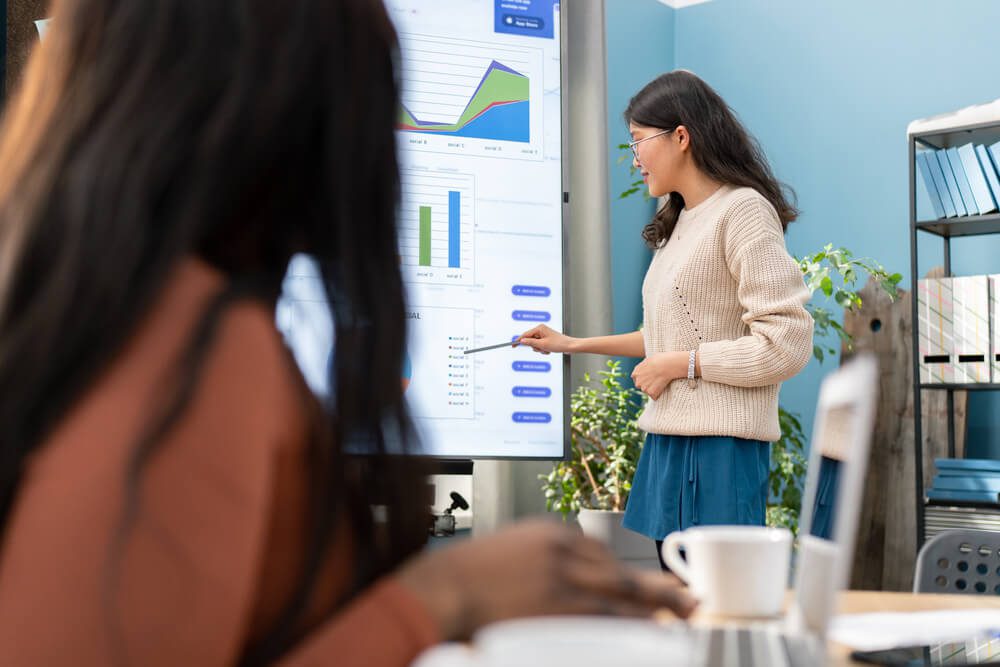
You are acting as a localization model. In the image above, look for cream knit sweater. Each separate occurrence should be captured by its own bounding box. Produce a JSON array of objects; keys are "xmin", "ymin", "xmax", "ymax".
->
[{"xmin": 637, "ymin": 185, "xmax": 813, "ymax": 442}]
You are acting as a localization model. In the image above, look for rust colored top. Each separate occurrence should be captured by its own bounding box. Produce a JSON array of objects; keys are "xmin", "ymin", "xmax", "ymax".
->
[{"xmin": 0, "ymin": 259, "xmax": 438, "ymax": 666}]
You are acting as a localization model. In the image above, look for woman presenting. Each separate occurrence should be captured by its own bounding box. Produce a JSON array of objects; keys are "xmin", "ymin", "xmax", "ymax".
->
[{"xmin": 519, "ymin": 70, "xmax": 813, "ymax": 569}]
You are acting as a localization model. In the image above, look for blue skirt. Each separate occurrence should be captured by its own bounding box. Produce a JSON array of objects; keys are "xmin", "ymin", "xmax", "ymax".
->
[
  {"xmin": 622, "ymin": 433, "xmax": 770, "ymax": 541},
  {"xmin": 809, "ymin": 455, "xmax": 842, "ymax": 540}
]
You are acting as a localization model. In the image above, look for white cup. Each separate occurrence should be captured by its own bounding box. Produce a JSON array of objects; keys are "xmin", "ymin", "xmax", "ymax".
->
[{"xmin": 661, "ymin": 525, "xmax": 792, "ymax": 618}]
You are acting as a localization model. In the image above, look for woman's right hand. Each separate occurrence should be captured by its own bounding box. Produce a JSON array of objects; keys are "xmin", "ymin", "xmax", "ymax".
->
[
  {"xmin": 394, "ymin": 519, "xmax": 697, "ymax": 641},
  {"xmin": 517, "ymin": 325, "xmax": 576, "ymax": 354}
]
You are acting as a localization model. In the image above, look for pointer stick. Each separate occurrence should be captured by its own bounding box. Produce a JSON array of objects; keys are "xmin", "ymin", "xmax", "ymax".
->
[{"xmin": 463, "ymin": 340, "xmax": 521, "ymax": 354}]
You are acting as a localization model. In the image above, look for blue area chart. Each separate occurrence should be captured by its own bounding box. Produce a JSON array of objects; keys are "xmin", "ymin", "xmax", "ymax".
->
[{"xmin": 440, "ymin": 101, "xmax": 529, "ymax": 143}]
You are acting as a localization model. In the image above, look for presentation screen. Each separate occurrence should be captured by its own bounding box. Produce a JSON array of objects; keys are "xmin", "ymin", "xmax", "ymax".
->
[{"xmin": 277, "ymin": 0, "xmax": 566, "ymax": 459}]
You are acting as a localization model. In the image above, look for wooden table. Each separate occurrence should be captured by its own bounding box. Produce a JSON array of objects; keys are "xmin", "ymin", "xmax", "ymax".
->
[{"xmin": 684, "ymin": 590, "xmax": 1000, "ymax": 665}]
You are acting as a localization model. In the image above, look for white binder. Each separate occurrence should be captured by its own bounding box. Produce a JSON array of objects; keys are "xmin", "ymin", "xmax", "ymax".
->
[
  {"xmin": 951, "ymin": 275, "xmax": 990, "ymax": 383},
  {"xmin": 917, "ymin": 277, "xmax": 954, "ymax": 384}
]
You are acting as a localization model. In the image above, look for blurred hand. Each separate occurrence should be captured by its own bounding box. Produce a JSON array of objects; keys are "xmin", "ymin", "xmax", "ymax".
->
[
  {"xmin": 517, "ymin": 325, "xmax": 576, "ymax": 355},
  {"xmin": 631, "ymin": 351, "xmax": 686, "ymax": 400},
  {"xmin": 395, "ymin": 519, "xmax": 697, "ymax": 640}
]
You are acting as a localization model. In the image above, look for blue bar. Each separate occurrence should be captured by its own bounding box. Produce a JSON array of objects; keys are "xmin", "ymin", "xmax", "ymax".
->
[
  {"xmin": 512, "ymin": 386, "xmax": 552, "ymax": 397},
  {"xmin": 512, "ymin": 361, "xmax": 551, "ymax": 372},
  {"xmin": 512, "ymin": 310, "xmax": 551, "ymax": 322},
  {"xmin": 512, "ymin": 285, "xmax": 551, "ymax": 297},
  {"xmin": 448, "ymin": 190, "xmax": 460, "ymax": 268},
  {"xmin": 512, "ymin": 412, "xmax": 552, "ymax": 424}
]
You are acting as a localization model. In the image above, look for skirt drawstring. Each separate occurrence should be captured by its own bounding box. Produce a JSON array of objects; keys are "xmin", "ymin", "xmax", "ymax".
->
[{"xmin": 686, "ymin": 438, "xmax": 699, "ymax": 525}]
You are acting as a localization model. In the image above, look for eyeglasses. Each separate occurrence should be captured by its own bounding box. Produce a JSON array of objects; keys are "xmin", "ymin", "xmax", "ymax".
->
[{"xmin": 628, "ymin": 128, "xmax": 674, "ymax": 160}]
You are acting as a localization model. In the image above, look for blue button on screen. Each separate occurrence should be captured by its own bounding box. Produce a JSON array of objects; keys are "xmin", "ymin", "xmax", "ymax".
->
[
  {"xmin": 513, "ymin": 361, "xmax": 551, "ymax": 372},
  {"xmin": 512, "ymin": 285, "xmax": 552, "ymax": 297},
  {"xmin": 512, "ymin": 310, "xmax": 551, "ymax": 322},
  {"xmin": 512, "ymin": 386, "xmax": 552, "ymax": 397},
  {"xmin": 512, "ymin": 412, "xmax": 552, "ymax": 423},
  {"xmin": 494, "ymin": 0, "xmax": 556, "ymax": 39}
]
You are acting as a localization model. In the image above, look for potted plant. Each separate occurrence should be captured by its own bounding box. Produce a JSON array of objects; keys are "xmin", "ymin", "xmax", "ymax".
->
[
  {"xmin": 768, "ymin": 245, "xmax": 901, "ymax": 532},
  {"xmin": 539, "ymin": 359, "xmax": 654, "ymax": 565},
  {"xmin": 541, "ymin": 244, "xmax": 901, "ymax": 543}
]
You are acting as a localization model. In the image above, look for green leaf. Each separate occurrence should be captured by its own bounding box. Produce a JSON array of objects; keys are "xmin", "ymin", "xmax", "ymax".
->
[{"xmin": 820, "ymin": 276, "xmax": 833, "ymax": 297}]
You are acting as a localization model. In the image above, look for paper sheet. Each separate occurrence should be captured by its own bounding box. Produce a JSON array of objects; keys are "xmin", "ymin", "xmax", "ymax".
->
[{"xmin": 829, "ymin": 610, "xmax": 1000, "ymax": 651}]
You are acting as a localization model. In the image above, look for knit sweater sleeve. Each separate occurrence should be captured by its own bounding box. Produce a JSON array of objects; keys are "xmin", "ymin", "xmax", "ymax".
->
[{"xmin": 697, "ymin": 196, "xmax": 813, "ymax": 388}]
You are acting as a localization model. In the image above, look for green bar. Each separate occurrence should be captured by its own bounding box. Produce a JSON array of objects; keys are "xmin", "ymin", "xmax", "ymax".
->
[{"xmin": 419, "ymin": 206, "xmax": 432, "ymax": 266}]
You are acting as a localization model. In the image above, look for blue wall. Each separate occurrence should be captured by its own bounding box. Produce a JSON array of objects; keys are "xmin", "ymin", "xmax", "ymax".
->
[
  {"xmin": 605, "ymin": 0, "xmax": 1000, "ymax": 456},
  {"xmin": 605, "ymin": 1, "xmax": 674, "ymax": 342}
]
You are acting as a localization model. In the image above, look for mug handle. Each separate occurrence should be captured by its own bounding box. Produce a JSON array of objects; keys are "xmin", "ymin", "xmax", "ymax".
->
[{"xmin": 661, "ymin": 532, "xmax": 692, "ymax": 584}]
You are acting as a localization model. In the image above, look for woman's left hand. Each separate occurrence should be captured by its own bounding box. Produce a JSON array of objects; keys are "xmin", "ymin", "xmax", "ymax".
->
[{"xmin": 631, "ymin": 351, "xmax": 687, "ymax": 400}]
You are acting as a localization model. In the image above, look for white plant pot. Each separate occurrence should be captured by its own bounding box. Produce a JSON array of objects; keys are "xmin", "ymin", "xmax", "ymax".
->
[{"xmin": 576, "ymin": 508, "xmax": 660, "ymax": 570}]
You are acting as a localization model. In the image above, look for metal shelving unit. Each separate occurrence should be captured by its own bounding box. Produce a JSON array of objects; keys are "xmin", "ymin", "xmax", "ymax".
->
[
  {"xmin": 909, "ymin": 117, "xmax": 1000, "ymax": 549},
  {"xmin": 916, "ymin": 215, "xmax": 1000, "ymax": 238}
]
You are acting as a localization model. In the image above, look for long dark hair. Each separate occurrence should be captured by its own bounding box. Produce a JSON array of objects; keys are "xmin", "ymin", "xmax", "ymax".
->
[
  {"xmin": 624, "ymin": 70, "xmax": 799, "ymax": 248},
  {"xmin": 0, "ymin": 0, "xmax": 426, "ymax": 663}
]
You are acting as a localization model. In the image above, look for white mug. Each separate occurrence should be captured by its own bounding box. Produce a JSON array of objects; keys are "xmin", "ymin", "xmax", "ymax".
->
[{"xmin": 662, "ymin": 525, "xmax": 792, "ymax": 618}]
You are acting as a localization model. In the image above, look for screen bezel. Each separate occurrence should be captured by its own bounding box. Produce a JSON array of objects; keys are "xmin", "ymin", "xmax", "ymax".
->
[{"xmin": 797, "ymin": 353, "xmax": 879, "ymax": 591}]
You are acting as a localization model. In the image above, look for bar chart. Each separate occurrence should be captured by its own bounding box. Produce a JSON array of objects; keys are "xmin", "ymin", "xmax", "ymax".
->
[{"xmin": 399, "ymin": 169, "xmax": 475, "ymax": 285}]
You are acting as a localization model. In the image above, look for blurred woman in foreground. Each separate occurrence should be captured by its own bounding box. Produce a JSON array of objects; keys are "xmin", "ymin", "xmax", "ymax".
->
[{"xmin": 0, "ymin": 1, "xmax": 695, "ymax": 665}]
